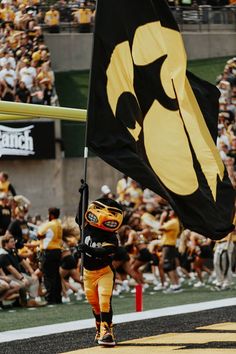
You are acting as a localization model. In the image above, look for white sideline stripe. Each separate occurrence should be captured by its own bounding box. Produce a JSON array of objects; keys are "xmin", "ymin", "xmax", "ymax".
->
[{"xmin": 0, "ymin": 297, "xmax": 235, "ymax": 343}]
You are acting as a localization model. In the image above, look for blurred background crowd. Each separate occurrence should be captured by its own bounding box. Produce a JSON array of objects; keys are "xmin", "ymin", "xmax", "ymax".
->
[
  {"xmin": 216, "ymin": 57, "xmax": 236, "ymax": 188},
  {"xmin": 0, "ymin": 0, "xmax": 60, "ymax": 104},
  {"xmin": 0, "ymin": 0, "xmax": 234, "ymax": 101}
]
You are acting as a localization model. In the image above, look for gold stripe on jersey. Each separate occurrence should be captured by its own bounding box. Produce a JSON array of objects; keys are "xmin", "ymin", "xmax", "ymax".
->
[{"xmin": 102, "ymin": 242, "xmax": 116, "ymax": 247}]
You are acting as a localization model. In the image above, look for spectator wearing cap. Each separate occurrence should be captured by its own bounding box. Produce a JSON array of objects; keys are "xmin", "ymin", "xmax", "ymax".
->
[
  {"xmin": 0, "ymin": 172, "xmax": 16, "ymax": 196},
  {"xmin": 100, "ymin": 185, "xmax": 114, "ymax": 199},
  {"xmin": 0, "ymin": 193, "xmax": 11, "ymax": 236},
  {"xmin": 44, "ymin": 6, "xmax": 60, "ymax": 33},
  {"xmin": 25, "ymin": 8, "xmax": 38, "ymax": 31}
]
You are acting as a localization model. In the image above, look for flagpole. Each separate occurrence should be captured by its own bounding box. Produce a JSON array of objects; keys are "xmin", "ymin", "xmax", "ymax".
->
[
  {"xmin": 79, "ymin": 0, "xmax": 99, "ymax": 279},
  {"xmin": 79, "ymin": 148, "xmax": 88, "ymax": 280}
]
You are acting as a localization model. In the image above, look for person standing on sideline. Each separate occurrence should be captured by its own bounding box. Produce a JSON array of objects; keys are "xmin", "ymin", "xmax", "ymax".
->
[
  {"xmin": 38, "ymin": 207, "xmax": 62, "ymax": 304},
  {"xmin": 159, "ymin": 209, "xmax": 183, "ymax": 293}
]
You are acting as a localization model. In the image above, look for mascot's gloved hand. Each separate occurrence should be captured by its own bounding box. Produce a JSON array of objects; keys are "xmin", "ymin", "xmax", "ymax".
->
[
  {"xmin": 75, "ymin": 179, "xmax": 89, "ymax": 228},
  {"xmin": 79, "ymin": 179, "xmax": 88, "ymax": 195},
  {"xmin": 77, "ymin": 243, "xmax": 91, "ymax": 253}
]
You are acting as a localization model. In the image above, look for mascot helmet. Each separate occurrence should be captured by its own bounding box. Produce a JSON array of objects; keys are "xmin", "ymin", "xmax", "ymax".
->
[{"xmin": 85, "ymin": 198, "xmax": 123, "ymax": 232}]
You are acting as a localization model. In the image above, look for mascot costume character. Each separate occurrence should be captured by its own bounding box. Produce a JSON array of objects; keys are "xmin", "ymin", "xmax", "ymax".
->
[{"xmin": 78, "ymin": 197, "xmax": 123, "ymax": 346}]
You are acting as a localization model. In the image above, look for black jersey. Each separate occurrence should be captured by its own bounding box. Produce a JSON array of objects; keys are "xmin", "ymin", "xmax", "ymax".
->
[
  {"xmin": 82, "ymin": 225, "xmax": 118, "ymax": 271},
  {"xmin": 0, "ymin": 205, "xmax": 11, "ymax": 235},
  {"xmin": 0, "ymin": 249, "xmax": 22, "ymax": 275}
]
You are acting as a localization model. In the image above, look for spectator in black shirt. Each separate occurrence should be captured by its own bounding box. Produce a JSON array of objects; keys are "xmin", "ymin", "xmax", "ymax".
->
[
  {"xmin": 15, "ymin": 81, "xmax": 31, "ymax": 103},
  {"xmin": 0, "ymin": 234, "xmax": 44, "ymax": 307},
  {"xmin": 8, "ymin": 206, "xmax": 29, "ymax": 249},
  {"xmin": 0, "ymin": 193, "xmax": 11, "ymax": 236}
]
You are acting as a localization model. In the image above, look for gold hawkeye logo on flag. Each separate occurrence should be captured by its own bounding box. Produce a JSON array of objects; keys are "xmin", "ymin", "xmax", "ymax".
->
[{"xmin": 106, "ymin": 21, "xmax": 224, "ymax": 200}]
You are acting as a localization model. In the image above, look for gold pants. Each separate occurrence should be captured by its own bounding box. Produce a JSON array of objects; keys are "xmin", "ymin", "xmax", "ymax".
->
[{"xmin": 83, "ymin": 266, "xmax": 114, "ymax": 315}]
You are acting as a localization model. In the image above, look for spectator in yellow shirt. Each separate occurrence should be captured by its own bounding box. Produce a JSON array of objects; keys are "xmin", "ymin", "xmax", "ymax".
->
[
  {"xmin": 73, "ymin": 3, "xmax": 92, "ymax": 33},
  {"xmin": 44, "ymin": 6, "xmax": 60, "ymax": 33},
  {"xmin": 1, "ymin": 3, "xmax": 15, "ymax": 24},
  {"xmin": 38, "ymin": 207, "xmax": 62, "ymax": 304},
  {"xmin": 158, "ymin": 209, "xmax": 182, "ymax": 293}
]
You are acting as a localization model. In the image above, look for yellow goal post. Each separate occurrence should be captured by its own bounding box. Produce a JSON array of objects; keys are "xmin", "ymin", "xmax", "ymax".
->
[{"xmin": 0, "ymin": 101, "xmax": 86, "ymax": 121}]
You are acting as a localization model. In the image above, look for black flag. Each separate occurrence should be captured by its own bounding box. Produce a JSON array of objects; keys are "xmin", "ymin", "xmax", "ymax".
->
[{"xmin": 87, "ymin": 0, "xmax": 235, "ymax": 239}]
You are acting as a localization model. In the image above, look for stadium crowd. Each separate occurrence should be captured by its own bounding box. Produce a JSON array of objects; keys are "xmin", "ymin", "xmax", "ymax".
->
[
  {"xmin": 216, "ymin": 57, "xmax": 236, "ymax": 187},
  {"xmin": 0, "ymin": 0, "xmax": 58, "ymax": 105},
  {"xmin": 0, "ymin": 0, "xmax": 232, "ymax": 37}
]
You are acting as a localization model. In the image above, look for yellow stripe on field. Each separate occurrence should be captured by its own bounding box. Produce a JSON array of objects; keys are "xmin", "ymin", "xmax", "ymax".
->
[
  {"xmin": 64, "ymin": 348, "xmax": 236, "ymax": 353},
  {"xmin": 63, "ymin": 322, "xmax": 236, "ymax": 353},
  {"xmin": 197, "ymin": 323, "xmax": 236, "ymax": 331}
]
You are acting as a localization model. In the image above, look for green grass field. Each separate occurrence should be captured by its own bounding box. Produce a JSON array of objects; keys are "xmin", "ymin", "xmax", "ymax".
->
[
  {"xmin": 55, "ymin": 56, "xmax": 231, "ymax": 109},
  {"xmin": 1, "ymin": 280, "xmax": 236, "ymax": 332}
]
